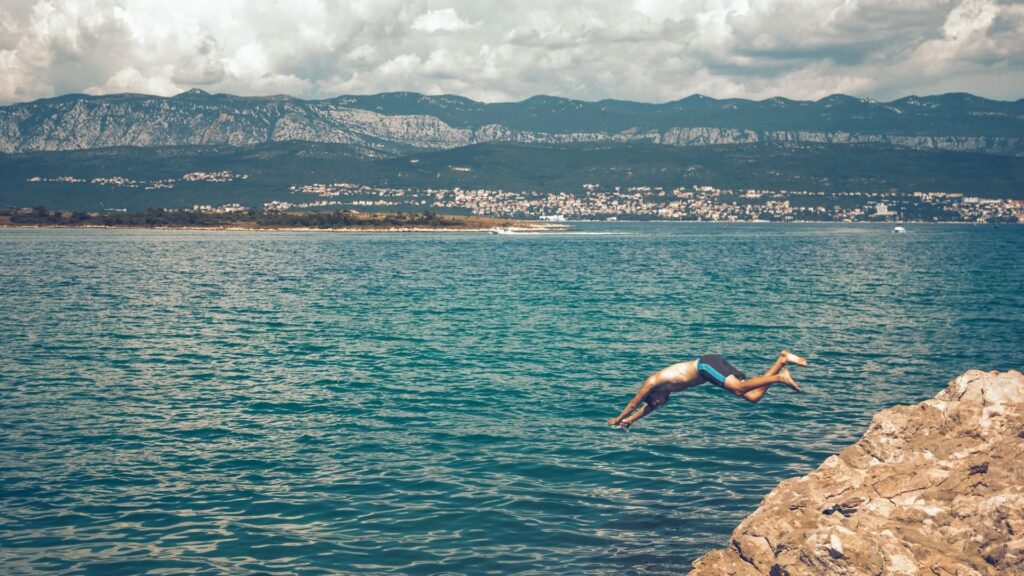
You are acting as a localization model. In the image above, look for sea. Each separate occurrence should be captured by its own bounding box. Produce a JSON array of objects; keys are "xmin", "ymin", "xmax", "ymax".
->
[{"xmin": 1, "ymin": 223, "xmax": 1022, "ymax": 575}]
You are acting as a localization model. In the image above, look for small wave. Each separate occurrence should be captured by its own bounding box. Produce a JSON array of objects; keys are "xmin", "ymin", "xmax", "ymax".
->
[{"xmin": 2, "ymin": 224, "xmax": 1021, "ymax": 575}]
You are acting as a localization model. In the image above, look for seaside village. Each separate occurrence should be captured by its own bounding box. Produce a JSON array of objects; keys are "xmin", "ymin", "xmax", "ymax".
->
[
  {"xmin": 24, "ymin": 173, "xmax": 1024, "ymax": 223},
  {"xmin": 266, "ymin": 182, "xmax": 1022, "ymax": 223},
  {"xmin": 27, "ymin": 171, "xmax": 247, "ymax": 191}
]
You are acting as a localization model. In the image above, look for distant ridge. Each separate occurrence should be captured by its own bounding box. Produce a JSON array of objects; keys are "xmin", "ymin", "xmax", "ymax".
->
[{"xmin": 1, "ymin": 90, "xmax": 1021, "ymax": 156}]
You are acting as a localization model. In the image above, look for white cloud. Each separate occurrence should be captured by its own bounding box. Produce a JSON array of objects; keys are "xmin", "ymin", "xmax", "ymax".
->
[
  {"xmin": 86, "ymin": 66, "xmax": 181, "ymax": 95},
  {"xmin": 0, "ymin": 0, "xmax": 1020, "ymax": 105},
  {"xmin": 943, "ymin": 0, "xmax": 998, "ymax": 40},
  {"xmin": 411, "ymin": 8, "xmax": 472, "ymax": 32},
  {"xmin": 379, "ymin": 53, "xmax": 422, "ymax": 77}
]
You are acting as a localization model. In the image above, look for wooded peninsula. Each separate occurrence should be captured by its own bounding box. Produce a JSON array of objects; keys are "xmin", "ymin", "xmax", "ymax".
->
[{"xmin": 0, "ymin": 207, "xmax": 539, "ymax": 231}]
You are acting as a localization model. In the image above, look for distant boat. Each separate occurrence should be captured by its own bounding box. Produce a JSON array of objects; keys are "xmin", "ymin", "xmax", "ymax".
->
[
  {"xmin": 539, "ymin": 214, "xmax": 566, "ymax": 222},
  {"xmin": 491, "ymin": 227, "xmax": 517, "ymax": 235},
  {"xmin": 892, "ymin": 226, "xmax": 907, "ymax": 234}
]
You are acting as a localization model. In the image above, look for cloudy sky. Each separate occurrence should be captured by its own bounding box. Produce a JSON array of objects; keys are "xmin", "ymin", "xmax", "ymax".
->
[{"xmin": 1, "ymin": 0, "xmax": 1022, "ymax": 105}]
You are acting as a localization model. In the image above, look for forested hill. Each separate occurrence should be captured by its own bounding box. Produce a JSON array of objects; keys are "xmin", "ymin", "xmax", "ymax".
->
[{"xmin": 3, "ymin": 141, "xmax": 1023, "ymax": 212}]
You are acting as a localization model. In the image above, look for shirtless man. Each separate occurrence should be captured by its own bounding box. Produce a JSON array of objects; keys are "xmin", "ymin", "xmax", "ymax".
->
[{"xmin": 607, "ymin": 351, "xmax": 808, "ymax": 430}]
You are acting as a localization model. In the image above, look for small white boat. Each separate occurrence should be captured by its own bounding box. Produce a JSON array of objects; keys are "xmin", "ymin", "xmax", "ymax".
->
[{"xmin": 892, "ymin": 226, "xmax": 907, "ymax": 234}]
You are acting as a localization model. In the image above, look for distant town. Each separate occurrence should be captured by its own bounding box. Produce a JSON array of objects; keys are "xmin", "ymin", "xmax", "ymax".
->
[
  {"xmin": 279, "ymin": 182, "xmax": 1023, "ymax": 223},
  {"xmin": 27, "ymin": 171, "xmax": 248, "ymax": 190},
  {"xmin": 24, "ymin": 173, "xmax": 1024, "ymax": 223}
]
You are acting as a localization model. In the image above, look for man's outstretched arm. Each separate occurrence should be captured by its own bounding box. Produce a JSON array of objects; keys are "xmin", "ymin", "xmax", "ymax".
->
[
  {"xmin": 618, "ymin": 402, "xmax": 659, "ymax": 430},
  {"xmin": 607, "ymin": 379, "xmax": 657, "ymax": 426}
]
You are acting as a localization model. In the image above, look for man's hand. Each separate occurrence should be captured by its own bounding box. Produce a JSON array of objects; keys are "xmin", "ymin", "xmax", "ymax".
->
[{"xmin": 607, "ymin": 417, "xmax": 632, "ymax": 431}]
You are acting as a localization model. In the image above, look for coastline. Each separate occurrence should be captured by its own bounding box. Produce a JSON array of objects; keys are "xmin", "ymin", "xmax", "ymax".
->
[
  {"xmin": 572, "ymin": 219, "xmax": 1017, "ymax": 225},
  {"xmin": 0, "ymin": 220, "xmax": 1012, "ymax": 232},
  {"xmin": 0, "ymin": 210, "xmax": 559, "ymax": 233},
  {"xmin": 0, "ymin": 223, "xmax": 558, "ymax": 233}
]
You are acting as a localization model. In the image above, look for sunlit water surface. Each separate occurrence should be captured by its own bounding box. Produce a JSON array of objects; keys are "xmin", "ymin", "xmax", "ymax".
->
[{"xmin": 2, "ymin": 223, "xmax": 1022, "ymax": 575}]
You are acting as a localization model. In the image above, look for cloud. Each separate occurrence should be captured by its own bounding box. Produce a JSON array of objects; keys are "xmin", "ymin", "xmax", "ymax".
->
[
  {"xmin": 86, "ymin": 67, "xmax": 172, "ymax": 95},
  {"xmin": 0, "ymin": 0, "xmax": 1021, "ymax": 105},
  {"xmin": 411, "ymin": 8, "xmax": 472, "ymax": 32}
]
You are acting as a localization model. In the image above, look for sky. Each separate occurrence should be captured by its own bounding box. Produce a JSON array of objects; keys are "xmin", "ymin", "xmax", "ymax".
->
[{"xmin": 1, "ymin": 0, "xmax": 1022, "ymax": 105}]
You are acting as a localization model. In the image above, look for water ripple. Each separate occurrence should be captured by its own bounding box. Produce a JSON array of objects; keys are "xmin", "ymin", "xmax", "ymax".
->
[{"xmin": 1, "ymin": 223, "xmax": 1022, "ymax": 574}]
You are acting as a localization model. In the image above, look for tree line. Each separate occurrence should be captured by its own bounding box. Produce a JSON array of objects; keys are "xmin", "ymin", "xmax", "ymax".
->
[{"xmin": 2, "ymin": 207, "xmax": 463, "ymax": 229}]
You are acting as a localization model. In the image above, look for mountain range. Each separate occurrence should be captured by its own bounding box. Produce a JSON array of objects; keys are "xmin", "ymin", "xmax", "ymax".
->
[
  {"xmin": 2, "ymin": 90, "xmax": 1023, "ymax": 211},
  {"xmin": 2, "ymin": 90, "xmax": 1022, "ymax": 156}
]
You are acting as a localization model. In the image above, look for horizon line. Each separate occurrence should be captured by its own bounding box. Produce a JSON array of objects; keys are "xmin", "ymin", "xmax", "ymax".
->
[{"xmin": 4, "ymin": 89, "xmax": 1024, "ymax": 108}]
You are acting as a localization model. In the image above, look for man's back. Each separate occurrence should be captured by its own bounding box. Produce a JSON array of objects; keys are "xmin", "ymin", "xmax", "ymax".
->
[{"xmin": 652, "ymin": 359, "xmax": 705, "ymax": 392}]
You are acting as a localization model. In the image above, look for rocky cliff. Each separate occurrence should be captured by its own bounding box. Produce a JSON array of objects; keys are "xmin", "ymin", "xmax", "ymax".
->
[
  {"xmin": 1, "ymin": 91, "xmax": 1021, "ymax": 155},
  {"xmin": 690, "ymin": 369, "xmax": 1024, "ymax": 576}
]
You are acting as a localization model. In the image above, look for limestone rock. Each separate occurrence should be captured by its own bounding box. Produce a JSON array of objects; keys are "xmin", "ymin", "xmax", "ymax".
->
[
  {"xmin": 689, "ymin": 370, "xmax": 1024, "ymax": 576},
  {"xmin": 1, "ymin": 93, "xmax": 1022, "ymax": 155}
]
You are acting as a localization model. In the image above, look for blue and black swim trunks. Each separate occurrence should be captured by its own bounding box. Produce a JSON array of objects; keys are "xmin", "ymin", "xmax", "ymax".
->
[{"xmin": 697, "ymin": 354, "xmax": 748, "ymax": 388}]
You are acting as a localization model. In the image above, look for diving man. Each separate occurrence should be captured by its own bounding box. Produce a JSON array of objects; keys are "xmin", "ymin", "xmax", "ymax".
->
[{"xmin": 607, "ymin": 351, "xmax": 808, "ymax": 430}]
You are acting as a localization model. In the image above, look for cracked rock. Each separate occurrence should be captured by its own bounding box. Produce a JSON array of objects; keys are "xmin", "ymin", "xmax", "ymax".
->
[{"xmin": 690, "ymin": 370, "xmax": 1024, "ymax": 576}]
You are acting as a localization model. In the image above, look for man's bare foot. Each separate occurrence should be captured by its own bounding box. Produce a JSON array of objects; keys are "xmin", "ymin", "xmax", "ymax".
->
[
  {"xmin": 780, "ymin": 350, "xmax": 809, "ymax": 366},
  {"xmin": 778, "ymin": 369, "xmax": 803, "ymax": 392}
]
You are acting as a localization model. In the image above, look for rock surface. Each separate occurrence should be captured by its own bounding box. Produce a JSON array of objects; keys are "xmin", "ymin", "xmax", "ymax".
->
[
  {"xmin": 1, "ymin": 92, "xmax": 1022, "ymax": 155},
  {"xmin": 689, "ymin": 370, "xmax": 1024, "ymax": 576}
]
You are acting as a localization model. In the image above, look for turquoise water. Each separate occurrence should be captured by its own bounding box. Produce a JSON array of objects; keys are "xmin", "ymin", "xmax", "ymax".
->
[{"xmin": 1, "ymin": 223, "xmax": 1022, "ymax": 575}]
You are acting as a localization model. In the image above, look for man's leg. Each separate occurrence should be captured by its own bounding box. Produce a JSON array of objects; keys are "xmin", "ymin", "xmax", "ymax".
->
[
  {"xmin": 740, "ymin": 350, "xmax": 802, "ymax": 402},
  {"xmin": 740, "ymin": 351, "xmax": 808, "ymax": 403},
  {"xmin": 740, "ymin": 378, "xmax": 774, "ymax": 403},
  {"xmin": 725, "ymin": 369, "xmax": 801, "ymax": 400},
  {"xmin": 762, "ymin": 350, "xmax": 808, "ymax": 378}
]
